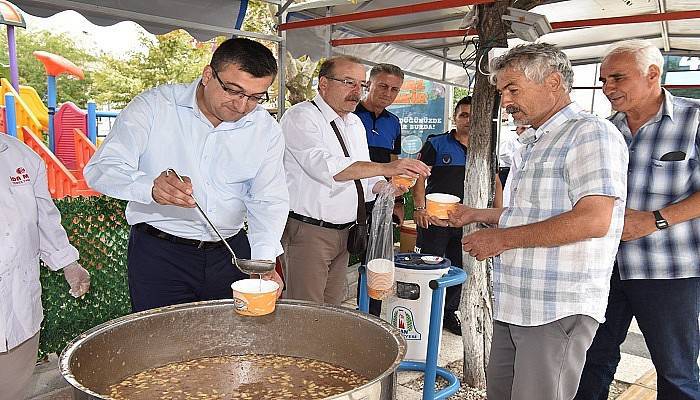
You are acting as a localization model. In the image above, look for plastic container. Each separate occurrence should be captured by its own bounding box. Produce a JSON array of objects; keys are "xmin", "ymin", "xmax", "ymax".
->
[
  {"xmin": 231, "ymin": 279, "xmax": 279, "ymax": 316},
  {"xmin": 367, "ymin": 258, "xmax": 394, "ymax": 300},
  {"xmin": 426, "ymin": 193, "xmax": 460, "ymax": 219},
  {"xmin": 384, "ymin": 253, "xmax": 451, "ymax": 362},
  {"xmin": 392, "ymin": 174, "xmax": 417, "ymax": 188}
]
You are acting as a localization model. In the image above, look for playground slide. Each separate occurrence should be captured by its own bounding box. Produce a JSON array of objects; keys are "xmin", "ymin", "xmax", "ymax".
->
[
  {"xmin": 0, "ymin": 78, "xmax": 43, "ymax": 138},
  {"xmin": 19, "ymin": 85, "xmax": 49, "ymax": 130},
  {"xmin": 18, "ymin": 126, "xmax": 98, "ymax": 199}
]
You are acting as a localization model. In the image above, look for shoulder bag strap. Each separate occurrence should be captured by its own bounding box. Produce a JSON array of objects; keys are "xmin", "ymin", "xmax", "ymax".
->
[{"xmin": 309, "ymin": 100, "xmax": 367, "ymax": 224}]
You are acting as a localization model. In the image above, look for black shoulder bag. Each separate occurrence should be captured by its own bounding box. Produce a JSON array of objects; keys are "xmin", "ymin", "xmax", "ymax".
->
[{"xmin": 310, "ymin": 101, "xmax": 368, "ymax": 255}]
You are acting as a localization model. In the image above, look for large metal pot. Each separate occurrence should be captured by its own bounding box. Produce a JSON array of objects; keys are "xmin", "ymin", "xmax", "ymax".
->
[{"xmin": 60, "ymin": 300, "xmax": 406, "ymax": 400}]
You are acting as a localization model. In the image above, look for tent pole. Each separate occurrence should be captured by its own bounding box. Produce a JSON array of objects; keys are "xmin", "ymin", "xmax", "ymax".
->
[{"xmin": 277, "ymin": 6, "xmax": 287, "ymax": 118}]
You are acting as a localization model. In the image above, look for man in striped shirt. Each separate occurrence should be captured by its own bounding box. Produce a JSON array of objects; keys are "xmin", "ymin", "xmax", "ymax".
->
[
  {"xmin": 435, "ymin": 43, "xmax": 628, "ymax": 400},
  {"xmin": 577, "ymin": 39, "xmax": 700, "ymax": 400}
]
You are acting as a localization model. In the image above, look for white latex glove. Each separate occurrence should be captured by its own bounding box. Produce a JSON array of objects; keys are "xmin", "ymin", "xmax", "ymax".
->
[{"xmin": 63, "ymin": 262, "xmax": 91, "ymax": 298}]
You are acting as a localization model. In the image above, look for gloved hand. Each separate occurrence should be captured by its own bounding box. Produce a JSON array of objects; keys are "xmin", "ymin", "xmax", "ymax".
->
[{"xmin": 63, "ymin": 262, "xmax": 91, "ymax": 298}]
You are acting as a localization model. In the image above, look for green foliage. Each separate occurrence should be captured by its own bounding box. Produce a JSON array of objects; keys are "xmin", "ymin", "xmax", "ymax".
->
[
  {"xmin": 242, "ymin": 0, "xmax": 277, "ymax": 35},
  {"xmin": 39, "ymin": 196, "xmax": 131, "ymax": 357},
  {"xmin": 93, "ymin": 31, "xmax": 215, "ymax": 108},
  {"xmin": 452, "ymin": 86, "xmax": 471, "ymax": 114},
  {"xmin": 0, "ymin": 30, "xmax": 96, "ymax": 106}
]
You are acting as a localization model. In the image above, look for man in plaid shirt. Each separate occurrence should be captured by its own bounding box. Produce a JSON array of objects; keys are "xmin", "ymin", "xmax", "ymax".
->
[
  {"xmin": 576, "ymin": 40, "xmax": 700, "ymax": 400},
  {"xmin": 433, "ymin": 43, "xmax": 628, "ymax": 399}
]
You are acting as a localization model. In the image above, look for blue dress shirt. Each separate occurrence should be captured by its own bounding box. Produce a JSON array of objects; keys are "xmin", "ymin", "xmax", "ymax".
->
[{"xmin": 84, "ymin": 79, "xmax": 289, "ymax": 260}]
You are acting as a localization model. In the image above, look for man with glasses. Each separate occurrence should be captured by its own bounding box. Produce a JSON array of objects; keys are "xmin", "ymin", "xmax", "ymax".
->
[
  {"xmin": 85, "ymin": 38, "xmax": 287, "ymax": 312},
  {"xmin": 352, "ymin": 63, "xmax": 405, "ymax": 316},
  {"xmin": 281, "ymin": 55, "xmax": 430, "ymax": 305}
]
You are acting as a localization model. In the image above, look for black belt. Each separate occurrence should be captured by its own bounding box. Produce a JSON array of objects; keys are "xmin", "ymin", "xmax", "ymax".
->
[
  {"xmin": 134, "ymin": 223, "xmax": 231, "ymax": 249},
  {"xmin": 288, "ymin": 212, "xmax": 353, "ymax": 230}
]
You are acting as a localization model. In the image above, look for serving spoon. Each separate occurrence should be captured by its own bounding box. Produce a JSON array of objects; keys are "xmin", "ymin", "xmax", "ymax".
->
[{"xmin": 166, "ymin": 169, "xmax": 276, "ymax": 276}]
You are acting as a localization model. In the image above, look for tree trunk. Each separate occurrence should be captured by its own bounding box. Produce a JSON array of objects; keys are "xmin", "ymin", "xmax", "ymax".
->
[{"xmin": 460, "ymin": 0, "xmax": 511, "ymax": 388}]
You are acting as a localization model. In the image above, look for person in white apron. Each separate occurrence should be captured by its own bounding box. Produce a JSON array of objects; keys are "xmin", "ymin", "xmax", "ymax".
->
[{"xmin": 0, "ymin": 134, "xmax": 90, "ymax": 400}]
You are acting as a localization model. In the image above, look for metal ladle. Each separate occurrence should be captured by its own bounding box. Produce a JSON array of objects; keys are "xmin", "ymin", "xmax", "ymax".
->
[{"xmin": 166, "ymin": 169, "xmax": 276, "ymax": 276}]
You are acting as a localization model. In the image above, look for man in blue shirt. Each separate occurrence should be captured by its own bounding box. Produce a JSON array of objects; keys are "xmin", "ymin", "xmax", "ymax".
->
[
  {"xmin": 85, "ymin": 38, "xmax": 287, "ymax": 312},
  {"xmin": 353, "ymin": 63, "xmax": 404, "ymax": 316},
  {"xmin": 576, "ymin": 39, "xmax": 700, "ymax": 400}
]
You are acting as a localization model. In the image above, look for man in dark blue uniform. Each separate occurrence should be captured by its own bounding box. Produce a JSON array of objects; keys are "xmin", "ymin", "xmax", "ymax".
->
[
  {"xmin": 353, "ymin": 63, "xmax": 404, "ymax": 316},
  {"xmin": 413, "ymin": 96, "xmax": 502, "ymax": 335}
]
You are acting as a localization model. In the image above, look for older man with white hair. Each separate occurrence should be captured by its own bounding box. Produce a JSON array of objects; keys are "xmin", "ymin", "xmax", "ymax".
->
[
  {"xmin": 436, "ymin": 43, "xmax": 628, "ymax": 400},
  {"xmin": 576, "ymin": 39, "xmax": 700, "ymax": 400}
]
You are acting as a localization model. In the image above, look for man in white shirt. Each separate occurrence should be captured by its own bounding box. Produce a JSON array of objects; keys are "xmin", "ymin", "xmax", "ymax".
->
[
  {"xmin": 280, "ymin": 55, "xmax": 430, "ymax": 305},
  {"xmin": 85, "ymin": 38, "xmax": 287, "ymax": 312},
  {"xmin": 0, "ymin": 134, "xmax": 90, "ymax": 400}
]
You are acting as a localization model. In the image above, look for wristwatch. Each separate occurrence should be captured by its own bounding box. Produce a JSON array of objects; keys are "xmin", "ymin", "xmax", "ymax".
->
[{"xmin": 653, "ymin": 210, "xmax": 669, "ymax": 230}]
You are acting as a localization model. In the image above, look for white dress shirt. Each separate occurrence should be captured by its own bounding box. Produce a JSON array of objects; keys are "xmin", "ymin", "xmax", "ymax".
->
[
  {"xmin": 0, "ymin": 135, "xmax": 79, "ymax": 352},
  {"xmin": 84, "ymin": 79, "xmax": 289, "ymax": 260},
  {"xmin": 281, "ymin": 94, "xmax": 382, "ymax": 224}
]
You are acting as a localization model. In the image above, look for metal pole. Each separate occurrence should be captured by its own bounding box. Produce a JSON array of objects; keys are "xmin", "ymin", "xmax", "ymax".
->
[
  {"xmin": 87, "ymin": 101, "xmax": 97, "ymax": 144},
  {"xmin": 47, "ymin": 75, "xmax": 57, "ymax": 152},
  {"xmin": 7, "ymin": 26, "xmax": 20, "ymax": 91},
  {"xmin": 5, "ymin": 93, "xmax": 17, "ymax": 138},
  {"xmin": 277, "ymin": 7, "xmax": 287, "ymax": 118},
  {"xmin": 325, "ymin": 6, "xmax": 333, "ymax": 59}
]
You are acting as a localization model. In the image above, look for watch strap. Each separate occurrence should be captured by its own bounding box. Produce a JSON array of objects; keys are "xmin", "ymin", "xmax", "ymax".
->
[{"xmin": 653, "ymin": 210, "xmax": 669, "ymax": 230}]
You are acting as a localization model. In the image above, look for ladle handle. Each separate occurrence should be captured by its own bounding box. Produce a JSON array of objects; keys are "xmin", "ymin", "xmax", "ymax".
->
[{"xmin": 165, "ymin": 169, "xmax": 239, "ymax": 263}]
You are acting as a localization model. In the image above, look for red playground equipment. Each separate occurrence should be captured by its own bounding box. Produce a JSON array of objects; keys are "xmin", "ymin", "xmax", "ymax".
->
[{"xmin": 0, "ymin": 50, "xmax": 98, "ymax": 198}]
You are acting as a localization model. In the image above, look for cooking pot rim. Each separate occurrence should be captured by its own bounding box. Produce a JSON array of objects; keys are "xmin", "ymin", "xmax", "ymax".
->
[{"xmin": 59, "ymin": 299, "xmax": 407, "ymax": 399}]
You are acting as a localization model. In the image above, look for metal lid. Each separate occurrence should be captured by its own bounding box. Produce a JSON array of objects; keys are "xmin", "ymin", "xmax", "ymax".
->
[{"xmin": 394, "ymin": 252, "xmax": 451, "ymax": 270}]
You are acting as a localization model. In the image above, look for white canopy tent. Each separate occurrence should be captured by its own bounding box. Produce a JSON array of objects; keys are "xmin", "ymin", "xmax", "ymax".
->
[
  {"xmin": 283, "ymin": 0, "xmax": 700, "ymax": 87},
  {"xmin": 9, "ymin": 1, "xmax": 700, "ymax": 115}
]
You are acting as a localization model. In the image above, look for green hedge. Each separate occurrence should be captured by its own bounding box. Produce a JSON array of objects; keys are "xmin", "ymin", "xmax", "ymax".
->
[
  {"xmin": 39, "ymin": 196, "xmax": 131, "ymax": 357},
  {"xmin": 37, "ymin": 192, "xmax": 414, "ymax": 356}
]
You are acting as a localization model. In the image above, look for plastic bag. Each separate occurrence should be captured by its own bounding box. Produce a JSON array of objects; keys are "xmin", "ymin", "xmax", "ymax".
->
[{"xmin": 366, "ymin": 183, "xmax": 396, "ymax": 300}]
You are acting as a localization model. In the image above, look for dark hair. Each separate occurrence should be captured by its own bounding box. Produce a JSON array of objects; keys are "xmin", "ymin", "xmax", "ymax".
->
[
  {"xmin": 454, "ymin": 95, "xmax": 472, "ymax": 114},
  {"xmin": 318, "ymin": 55, "xmax": 363, "ymax": 78},
  {"xmin": 210, "ymin": 38, "xmax": 277, "ymax": 78},
  {"xmin": 369, "ymin": 63, "xmax": 404, "ymax": 80}
]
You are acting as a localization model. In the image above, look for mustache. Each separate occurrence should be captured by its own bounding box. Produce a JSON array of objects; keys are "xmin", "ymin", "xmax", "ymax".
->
[
  {"xmin": 505, "ymin": 105, "xmax": 521, "ymax": 114},
  {"xmin": 345, "ymin": 95, "xmax": 361, "ymax": 102}
]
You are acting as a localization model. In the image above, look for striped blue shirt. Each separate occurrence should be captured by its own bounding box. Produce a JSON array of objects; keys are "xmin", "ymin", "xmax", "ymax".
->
[
  {"xmin": 612, "ymin": 90, "xmax": 700, "ymax": 280},
  {"xmin": 496, "ymin": 102, "xmax": 628, "ymax": 326}
]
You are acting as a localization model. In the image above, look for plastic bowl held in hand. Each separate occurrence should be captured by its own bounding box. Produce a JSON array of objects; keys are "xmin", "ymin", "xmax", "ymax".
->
[
  {"xmin": 367, "ymin": 258, "xmax": 395, "ymax": 300},
  {"xmin": 426, "ymin": 193, "xmax": 460, "ymax": 219},
  {"xmin": 231, "ymin": 279, "xmax": 279, "ymax": 316},
  {"xmin": 392, "ymin": 174, "xmax": 417, "ymax": 189}
]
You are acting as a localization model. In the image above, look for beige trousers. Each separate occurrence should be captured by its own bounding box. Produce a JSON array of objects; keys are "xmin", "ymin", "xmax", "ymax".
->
[
  {"xmin": 281, "ymin": 217, "xmax": 350, "ymax": 305},
  {"xmin": 0, "ymin": 332, "xmax": 40, "ymax": 400}
]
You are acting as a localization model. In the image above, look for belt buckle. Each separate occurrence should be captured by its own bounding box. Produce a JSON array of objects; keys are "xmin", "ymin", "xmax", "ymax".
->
[{"xmin": 197, "ymin": 240, "xmax": 205, "ymax": 249}]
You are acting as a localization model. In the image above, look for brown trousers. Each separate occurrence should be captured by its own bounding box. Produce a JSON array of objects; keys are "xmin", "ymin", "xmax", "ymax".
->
[
  {"xmin": 0, "ymin": 332, "xmax": 40, "ymax": 400},
  {"xmin": 281, "ymin": 217, "xmax": 350, "ymax": 305}
]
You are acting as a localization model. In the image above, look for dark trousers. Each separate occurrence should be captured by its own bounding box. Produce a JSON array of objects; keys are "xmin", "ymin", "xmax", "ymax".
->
[
  {"xmin": 576, "ymin": 264, "xmax": 700, "ymax": 400},
  {"xmin": 416, "ymin": 225, "xmax": 464, "ymax": 312},
  {"xmin": 127, "ymin": 226, "xmax": 249, "ymax": 312}
]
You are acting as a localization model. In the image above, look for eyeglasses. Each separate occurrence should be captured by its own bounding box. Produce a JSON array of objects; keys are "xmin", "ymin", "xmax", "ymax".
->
[
  {"xmin": 325, "ymin": 76, "xmax": 369, "ymax": 91},
  {"xmin": 211, "ymin": 67, "xmax": 269, "ymax": 104}
]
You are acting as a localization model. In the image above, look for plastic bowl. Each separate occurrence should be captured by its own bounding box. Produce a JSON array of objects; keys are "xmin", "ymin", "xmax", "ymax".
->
[
  {"xmin": 231, "ymin": 279, "xmax": 279, "ymax": 316},
  {"xmin": 420, "ymin": 255, "xmax": 444, "ymax": 264},
  {"xmin": 426, "ymin": 193, "xmax": 460, "ymax": 219},
  {"xmin": 392, "ymin": 174, "xmax": 417, "ymax": 189}
]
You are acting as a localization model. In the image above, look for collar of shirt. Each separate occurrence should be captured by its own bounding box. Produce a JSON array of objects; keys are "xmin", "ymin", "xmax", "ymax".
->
[
  {"xmin": 610, "ymin": 88, "xmax": 675, "ymax": 136},
  {"xmin": 174, "ymin": 78, "xmax": 259, "ymax": 131},
  {"xmin": 313, "ymin": 93, "xmax": 359, "ymax": 128},
  {"xmin": 356, "ymin": 101, "xmax": 390, "ymax": 120},
  {"xmin": 518, "ymin": 102, "xmax": 582, "ymax": 145}
]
